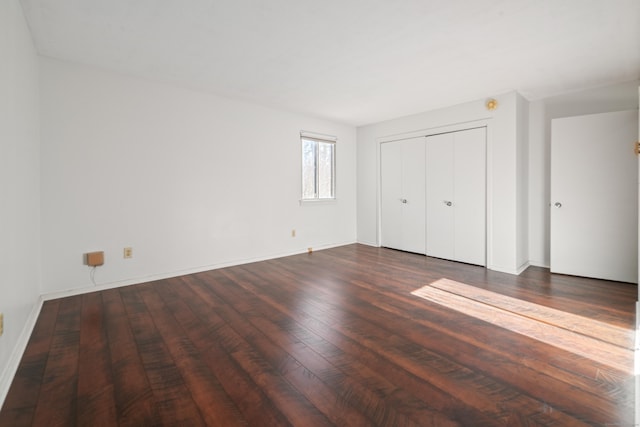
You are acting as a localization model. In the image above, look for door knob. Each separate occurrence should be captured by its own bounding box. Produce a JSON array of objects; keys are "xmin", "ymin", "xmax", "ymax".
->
[
  {"xmin": 554, "ymin": 202, "xmax": 562, "ymax": 208},
  {"xmin": 444, "ymin": 201, "xmax": 452, "ymax": 207},
  {"xmin": 401, "ymin": 199, "xmax": 407, "ymax": 204}
]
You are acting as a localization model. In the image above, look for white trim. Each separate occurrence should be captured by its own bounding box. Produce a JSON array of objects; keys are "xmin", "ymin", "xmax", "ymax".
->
[
  {"xmin": 488, "ymin": 260, "xmax": 530, "ymax": 276},
  {"xmin": 356, "ymin": 240, "xmax": 380, "ymax": 247},
  {"xmin": 0, "ymin": 296, "xmax": 44, "ymax": 411},
  {"xmin": 376, "ymin": 118, "xmax": 491, "ymax": 144},
  {"xmin": 375, "ymin": 133, "xmax": 382, "ymax": 247},
  {"xmin": 515, "ymin": 261, "xmax": 531, "ymax": 275},
  {"xmin": 528, "ymin": 260, "xmax": 550, "ymax": 268},
  {"xmin": 299, "ymin": 198, "xmax": 337, "ymax": 206},
  {"xmin": 300, "ymin": 130, "xmax": 337, "ymax": 142},
  {"xmin": 301, "ymin": 135, "xmax": 336, "ymax": 201},
  {"xmin": 485, "ymin": 123, "xmax": 494, "ymax": 269},
  {"xmin": 41, "ymin": 241, "xmax": 357, "ymax": 301}
]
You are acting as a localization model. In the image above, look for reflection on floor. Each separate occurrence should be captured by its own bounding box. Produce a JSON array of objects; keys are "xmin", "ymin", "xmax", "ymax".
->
[{"xmin": 412, "ymin": 278, "xmax": 634, "ymax": 373}]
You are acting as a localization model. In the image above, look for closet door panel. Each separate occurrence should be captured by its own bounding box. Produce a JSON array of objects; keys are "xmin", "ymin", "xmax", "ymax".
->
[
  {"xmin": 454, "ymin": 128, "xmax": 486, "ymax": 266},
  {"xmin": 380, "ymin": 142, "xmax": 403, "ymax": 250},
  {"xmin": 402, "ymin": 138, "xmax": 426, "ymax": 254},
  {"xmin": 426, "ymin": 133, "xmax": 455, "ymax": 259}
]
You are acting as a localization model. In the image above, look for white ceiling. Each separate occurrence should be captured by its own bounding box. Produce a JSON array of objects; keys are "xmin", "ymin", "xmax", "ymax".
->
[{"xmin": 20, "ymin": 0, "xmax": 640, "ymax": 126}]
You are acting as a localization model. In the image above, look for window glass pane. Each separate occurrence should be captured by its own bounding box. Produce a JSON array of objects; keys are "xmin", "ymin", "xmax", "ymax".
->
[
  {"xmin": 318, "ymin": 141, "xmax": 334, "ymax": 198},
  {"xmin": 302, "ymin": 138, "xmax": 317, "ymax": 199}
]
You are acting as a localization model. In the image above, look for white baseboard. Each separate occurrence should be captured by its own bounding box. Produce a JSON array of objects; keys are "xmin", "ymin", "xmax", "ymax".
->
[
  {"xmin": 355, "ymin": 240, "xmax": 379, "ymax": 248},
  {"xmin": 487, "ymin": 266, "xmax": 518, "ymax": 275},
  {"xmin": 42, "ymin": 241, "xmax": 357, "ymax": 301},
  {"xmin": 487, "ymin": 261, "xmax": 530, "ymax": 276},
  {"xmin": 515, "ymin": 261, "xmax": 531, "ymax": 275},
  {"xmin": 0, "ymin": 296, "xmax": 44, "ymax": 411},
  {"xmin": 527, "ymin": 260, "xmax": 550, "ymax": 269}
]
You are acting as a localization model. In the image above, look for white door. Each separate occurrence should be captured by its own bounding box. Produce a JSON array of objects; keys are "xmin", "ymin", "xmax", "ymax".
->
[
  {"xmin": 381, "ymin": 142, "xmax": 403, "ymax": 250},
  {"xmin": 453, "ymin": 128, "xmax": 487, "ymax": 265},
  {"xmin": 381, "ymin": 137, "xmax": 426, "ymax": 254},
  {"xmin": 426, "ymin": 128, "xmax": 486, "ymax": 265},
  {"xmin": 425, "ymin": 133, "xmax": 455, "ymax": 259},
  {"xmin": 551, "ymin": 110, "xmax": 638, "ymax": 283}
]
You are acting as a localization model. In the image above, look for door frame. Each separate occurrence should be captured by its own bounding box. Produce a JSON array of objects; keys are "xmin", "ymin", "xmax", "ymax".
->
[{"xmin": 634, "ymin": 84, "xmax": 639, "ymax": 427}]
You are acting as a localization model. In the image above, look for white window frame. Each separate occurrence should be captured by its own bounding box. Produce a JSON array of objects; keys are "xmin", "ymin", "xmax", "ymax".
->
[{"xmin": 300, "ymin": 131, "xmax": 336, "ymax": 201}]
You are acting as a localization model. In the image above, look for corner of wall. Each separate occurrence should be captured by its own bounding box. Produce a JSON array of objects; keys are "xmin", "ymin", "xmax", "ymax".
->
[
  {"xmin": 0, "ymin": 0, "xmax": 42, "ymax": 411},
  {"xmin": 0, "ymin": 298, "xmax": 43, "ymax": 410},
  {"xmin": 516, "ymin": 93, "xmax": 530, "ymax": 267}
]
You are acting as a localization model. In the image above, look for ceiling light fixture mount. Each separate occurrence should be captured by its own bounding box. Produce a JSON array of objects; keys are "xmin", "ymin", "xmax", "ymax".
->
[{"xmin": 485, "ymin": 98, "xmax": 498, "ymax": 111}]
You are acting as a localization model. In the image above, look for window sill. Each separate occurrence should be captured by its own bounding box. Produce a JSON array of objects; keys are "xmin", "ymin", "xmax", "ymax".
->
[{"xmin": 299, "ymin": 198, "xmax": 337, "ymax": 206}]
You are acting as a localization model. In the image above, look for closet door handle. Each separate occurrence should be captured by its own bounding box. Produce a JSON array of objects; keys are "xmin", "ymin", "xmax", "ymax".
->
[
  {"xmin": 444, "ymin": 201, "xmax": 452, "ymax": 207},
  {"xmin": 401, "ymin": 199, "xmax": 408, "ymax": 204}
]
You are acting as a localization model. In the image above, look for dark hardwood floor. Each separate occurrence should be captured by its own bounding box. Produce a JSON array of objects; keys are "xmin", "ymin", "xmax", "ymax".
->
[{"xmin": 0, "ymin": 244, "xmax": 636, "ymax": 426}]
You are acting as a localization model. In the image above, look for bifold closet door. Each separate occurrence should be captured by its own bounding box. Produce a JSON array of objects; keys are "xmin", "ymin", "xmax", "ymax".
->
[
  {"xmin": 381, "ymin": 142, "xmax": 403, "ymax": 250},
  {"xmin": 426, "ymin": 128, "xmax": 486, "ymax": 265},
  {"xmin": 425, "ymin": 134, "xmax": 454, "ymax": 259},
  {"xmin": 380, "ymin": 137, "xmax": 426, "ymax": 254}
]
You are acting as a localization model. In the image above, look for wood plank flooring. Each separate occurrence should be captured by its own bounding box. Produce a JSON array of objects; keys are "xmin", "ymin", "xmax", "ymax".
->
[{"xmin": 0, "ymin": 244, "xmax": 636, "ymax": 426}]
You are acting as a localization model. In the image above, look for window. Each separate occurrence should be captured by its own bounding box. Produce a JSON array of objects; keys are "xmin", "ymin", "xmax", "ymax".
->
[{"xmin": 301, "ymin": 132, "xmax": 336, "ymax": 200}]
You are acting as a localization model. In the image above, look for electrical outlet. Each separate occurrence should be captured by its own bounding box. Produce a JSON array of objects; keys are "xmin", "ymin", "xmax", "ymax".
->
[
  {"xmin": 291, "ymin": 229, "xmax": 296, "ymax": 237},
  {"xmin": 123, "ymin": 247, "xmax": 133, "ymax": 259},
  {"xmin": 0, "ymin": 313, "xmax": 3, "ymax": 336}
]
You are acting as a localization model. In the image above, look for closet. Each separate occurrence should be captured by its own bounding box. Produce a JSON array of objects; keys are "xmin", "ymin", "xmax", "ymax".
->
[{"xmin": 380, "ymin": 127, "xmax": 486, "ymax": 266}]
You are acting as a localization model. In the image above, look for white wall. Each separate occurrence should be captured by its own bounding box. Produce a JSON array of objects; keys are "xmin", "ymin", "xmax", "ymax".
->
[
  {"xmin": 40, "ymin": 58, "xmax": 357, "ymax": 295},
  {"xmin": 528, "ymin": 80, "xmax": 640, "ymax": 267},
  {"xmin": 0, "ymin": 0, "xmax": 41, "ymax": 404},
  {"xmin": 357, "ymin": 92, "xmax": 528, "ymax": 274},
  {"xmin": 516, "ymin": 94, "xmax": 529, "ymax": 269}
]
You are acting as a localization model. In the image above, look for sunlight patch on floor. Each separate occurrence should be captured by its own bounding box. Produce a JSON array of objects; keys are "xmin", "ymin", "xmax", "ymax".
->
[{"xmin": 411, "ymin": 278, "xmax": 634, "ymax": 374}]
